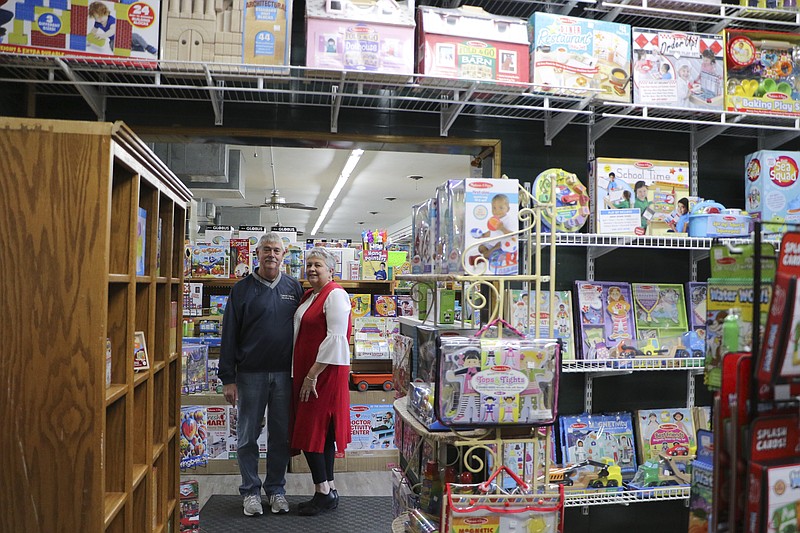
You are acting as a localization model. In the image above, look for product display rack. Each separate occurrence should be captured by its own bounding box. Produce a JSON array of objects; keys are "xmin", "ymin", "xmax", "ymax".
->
[{"xmin": 0, "ymin": 117, "xmax": 191, "ymax": 533}]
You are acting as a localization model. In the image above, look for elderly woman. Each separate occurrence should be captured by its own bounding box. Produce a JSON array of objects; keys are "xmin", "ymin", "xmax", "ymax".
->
[{"xmin": 292, "ymin": 247, "xmax": 352, "ymax": 515}]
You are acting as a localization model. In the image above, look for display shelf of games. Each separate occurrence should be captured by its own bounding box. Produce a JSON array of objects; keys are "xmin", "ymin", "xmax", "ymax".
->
[{"xmin": 1, "ymin": 117, "xmax": 191, "ymax": 533}]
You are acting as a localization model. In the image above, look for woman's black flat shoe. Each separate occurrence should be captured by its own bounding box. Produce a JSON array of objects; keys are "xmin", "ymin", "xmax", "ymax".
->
[
  {"xmin": 331, "ymin": 489, "xmax": 339, "ymax": 509},
  {"xmin": 298, "ymin": 491, "xmax": 337, "ymax": 516}
]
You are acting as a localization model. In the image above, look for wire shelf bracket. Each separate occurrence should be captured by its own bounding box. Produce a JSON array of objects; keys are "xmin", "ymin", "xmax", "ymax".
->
[
  {"xmin": 55, "ymin": 57, "xmax": 106, "ymax": 120},
  {"xmin": 203, "ymin": 65, "xmax": 224, "ymax": 126},
  {"xmin": 545, "ymin": 95, "xmax": 593, "ymax": 145},
  {"xmin": 330, "ymin": 83, "xmax": 343, "ymax": 133},
  {"xmin": 440, "ymin": 82, "xmax": 478, "ymax": 137}
]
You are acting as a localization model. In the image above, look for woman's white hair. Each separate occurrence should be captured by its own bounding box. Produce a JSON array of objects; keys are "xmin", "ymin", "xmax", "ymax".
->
[{"xmin": 306, "ymin": 247, "xmax": 337, "ymax": 272}]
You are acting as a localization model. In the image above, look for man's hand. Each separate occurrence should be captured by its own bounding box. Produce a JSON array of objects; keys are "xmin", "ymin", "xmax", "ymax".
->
[{"xmin": 223, "ymin": 383, "xmax": 238, "ymax": 406}]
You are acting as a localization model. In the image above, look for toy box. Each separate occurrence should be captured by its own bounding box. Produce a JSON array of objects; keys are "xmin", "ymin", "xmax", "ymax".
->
[
  {"xmin": 436, "ymin": 179, "xmax": 466, "ymax": 274},
  {"xmin": 353, "ymin": 316, "xmax": 389, "ymax": 359},
  {"xmin": 179, "ymin": 480, "xmax": 200, "ymax": 532},
  {"xmin": 688, "ymin": 430, "xmax": 714, "ymax": 533},
  {"xmin": 345, "ymin": 403, "xmax": 396, "ymax": 452},
  {"xmin": 410, "ymin": 199, "xmax": 435, "ymax": 275},
  {"xmin": 418, "ymin": 6, "xmax": 529, "ymax": 84},
  {"xmin": 559, "ymin": 412, "xmax": 638, "ymax": 480},
  {"xmin": 183, "ymin": 343, "xmax": 209, "ymax": 394},
  {"xmin": 305, "ymin": 0, "xmax": 414, "ymax": 75},
  {"xmin": 687, "ymin": 200, "xmax": 752, "ymax": 238},
  {"xmin": 634, "ymin": 407, "xmax": 696, "ymax": 463},
  {"xmin": 436, "ymin": 336, "xmax": 560, "ymax": 427},
  {"xmin": 631, "ymin": 283, "xmax": 689, "ymax": 340},
  {"xmin": 350, "ymin": 293, "xmax": 371, "ymax": 318},
  {"xmin": 632, "ymin": 28, "xmax": 724, "ymax": 110},
  {"xmin": 462, "ymin": 178, "xmax": 520, "ymax": 276},
  {"xmin": 373, "ymin": 295, "xmax": 397, "ymax": 317},
  {"xmin": 229, "ymin": 238, "xmax": 251, "ymax": 278},
  {"xmin": 209, "ymin": 295, "xmax": 228, "ymax": 316},
  {"xmin": 574, "ymin": 280, "xmax": 637, "ymax": 360},
  {"xmin": 396, "ymin": 295, "xmax": 413, "ymax": 317},
  {"xmin": 593, "ymin": 157, "xmax": 690, "ymax": 235},
  {"xmin": 190, "ymin": 244, "xmax": 229, "ymax": 278},
  {"xmin": 531, "ymin": 168, "xmax": 591, "ymax": 233},
  {"xmin": 202, "ymin": 225, "xmax": 233, "ymax": 245},
  {"xmin": 437, "ymin": 289, "xmax": 455, "ymax": 324},
  {"xmin": 204, "ymin": 405, "xmax": 228, "ymax": 460},
  {"xmin": 685, "ymin": 282, "xmax": 707, "ymax": 336},
  {"xmin": 625, "ymin": 454, "xmax": 690, "ymax": 493},
  {"xmin": 529, "ymin": 13, "xmax": 631, "ymax": 102},
  {"xmin": 180, "ymin": 406, "xmax": 208, "ymax": 469},
  {"xmin": 0, "ymin": 0, "xmax": 160, "ymax": 61},
  {"xmin": 745, "ymin": 151, "xmax": 800, "ymax": 224},
  {"xmin": 242, "ymin": 0, "xmax": 292, "ymax": 65},
  {"xmin": 507, "ymin": 289, "xmax": 576, "ymax": 361},
  {"xmin": 724, "ymin": 29, "xmax": 800, "ymax": 117}
]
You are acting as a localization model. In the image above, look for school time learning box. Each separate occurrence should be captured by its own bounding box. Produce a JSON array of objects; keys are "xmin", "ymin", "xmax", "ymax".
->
[{"xmin": 0, "ymin": 0, "xmax": 161, "ymax": 60}]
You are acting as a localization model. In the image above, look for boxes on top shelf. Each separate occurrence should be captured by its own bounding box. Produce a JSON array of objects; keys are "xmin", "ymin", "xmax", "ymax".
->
[
  {"xmin": 724, "ymin": 28, "xmax": 800, "ymax": 117},
  {"xmin": 305, "ymin": 0, "xmax": 415, "ymax": 75},
  {"xmin": 529, "ymin": 13, "xmax": 631, "ymax": 102},
  {"xmin": 242, "ymin": 0, "xmax": 292, "ymax": 65},
  {"xmin": 632, "ymin": 28, "xmax": 724, "ymax": 110},
  {"xmin": 417, "ymin": 5, "xmax": 530, "ymax": 84}
]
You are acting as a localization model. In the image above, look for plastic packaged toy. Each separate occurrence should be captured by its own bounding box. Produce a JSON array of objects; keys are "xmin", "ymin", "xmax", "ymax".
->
[
  {"xmin": 574, "ymin": 280, "xmax": 637, "ymax": 360},
  {"xmin": 532, "ymin": 168, "xmax": 590, "ymax": 233}
]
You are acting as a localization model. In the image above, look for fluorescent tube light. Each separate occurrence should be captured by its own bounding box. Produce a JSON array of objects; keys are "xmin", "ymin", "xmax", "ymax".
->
[{"xmin": 311, "ymin": 149, "xmax": 364, "ymax": 236}]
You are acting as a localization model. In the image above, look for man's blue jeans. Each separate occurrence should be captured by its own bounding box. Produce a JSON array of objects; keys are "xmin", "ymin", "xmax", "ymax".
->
[{"xmin": 236, "ymin": 371, "xmax": 291, "ymax": 497}]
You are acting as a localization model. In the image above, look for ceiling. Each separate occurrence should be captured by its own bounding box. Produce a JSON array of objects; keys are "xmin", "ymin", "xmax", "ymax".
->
[{"xmin": 203, "ymin": 145, "xmax": 473, "ymax": 241}]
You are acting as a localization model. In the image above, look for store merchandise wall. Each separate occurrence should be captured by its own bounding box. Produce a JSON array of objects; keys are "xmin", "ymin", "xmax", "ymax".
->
[{"xmin": 0, "ymin": 71, "xmax": 778, "ymax": 532}]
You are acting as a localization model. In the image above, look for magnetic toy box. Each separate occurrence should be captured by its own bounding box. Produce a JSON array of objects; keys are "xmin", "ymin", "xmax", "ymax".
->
[
  {"xmin": 417, "ymin": 5, "xmax": 529, "ymax": 83},
  {"xmin": 305, "ymin": 0, "xmax": 415, "ymax": 74},
  {"xmin": 745, "ymin": 150, "xmax": 800, "ymax": 224},
  {"xmin": 0, "ymin": 0, "xmax": 161, "ymax": 61},
  {"xmin": 559, "ymin": 412, "xmax": 638, "ymax": 480},
  {"xmin": 724, "ymin": 29, "xmax": 800, "ymax": 117},
  {"xmin": 632, "ymin": 28, "xmax": 724, "ymax": 110},
  {"xmin": 593, "ymin": 157, "xmax": 690, "ymax": 235},
  {"xmin": 529, "ymin": 13, "xmax": 631, "ymax": 102}
]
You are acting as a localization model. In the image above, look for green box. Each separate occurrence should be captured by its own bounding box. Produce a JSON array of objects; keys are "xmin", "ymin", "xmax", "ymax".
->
[{"xmin": 438, "ymin": 289, "xmax": 456, "ymax": 325}]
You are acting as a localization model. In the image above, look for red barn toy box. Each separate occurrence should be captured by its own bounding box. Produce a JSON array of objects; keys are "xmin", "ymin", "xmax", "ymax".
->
[{"xmin": 417, "ymin": 5, "xmax": 529, "ymax": 84}]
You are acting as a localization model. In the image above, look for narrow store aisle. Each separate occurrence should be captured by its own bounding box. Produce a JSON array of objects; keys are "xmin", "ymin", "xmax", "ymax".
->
[{"xmin": 184, "ymin": 471, "xmax": 393, "ymax": 508}]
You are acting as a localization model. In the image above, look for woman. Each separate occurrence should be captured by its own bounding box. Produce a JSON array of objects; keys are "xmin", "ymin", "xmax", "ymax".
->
[{"xmin": 292, "ymin": 247, "xmax": 352, "ymax": 516}]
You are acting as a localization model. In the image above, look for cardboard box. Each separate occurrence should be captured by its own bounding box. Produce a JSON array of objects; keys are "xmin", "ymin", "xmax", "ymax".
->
[
  {"xmin": 462, "ymin": 178, "xmax": 520, "ymax": 276},
  {"xmin": 0, "ymin": 0, "xmax": 161, "ymax": 61},
  {"xmin": 346, "ymin": 452, "xmax": 398, "ymax": 472},
  {"xmin": 242, "ymin": 0, "xmax": 292, "ymax": 65},
  {"xmin": 418, "ymin": 6, "xmax": 529, "ymax": 84},
  {"xmin": 290, "ymin": 453, "xmax": 347, "ymax": 473},
  {"xmin": 437, "ymin": 289, "xmax": 456, "ymax": 324},
  {"xmin": 745, "ymin": 151, "xmax": 800, "ymax": 224},
  {"xmin": 632, "ymin": 28, "xmax": 724, "ymax": 110},
  {"xmin": 725, "ymin": 29, "xmax": 800, "ymax": 117},
  {"xmin": 593, "ymin": 157, "xmax": 690, "ymax": 235},
  {"xmin": 530, "ymin": 13, "xmax": 631, "ymax": 102},
  {"xmin": 305, "ymin": 0, "xmax": 415, "ymax": 75}
]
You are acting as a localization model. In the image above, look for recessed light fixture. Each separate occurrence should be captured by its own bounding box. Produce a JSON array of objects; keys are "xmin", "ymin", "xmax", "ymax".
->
[
  {"xmin": 369, "ymin": 211, "xmax": 379, "ymax": 215},
  {"xmin": 384, "ymin": 197, "xmax": 397, "ymax": 201},
  {"xmin": 407, "ymin": 175, "xmax": 423, "ymax": 181}
]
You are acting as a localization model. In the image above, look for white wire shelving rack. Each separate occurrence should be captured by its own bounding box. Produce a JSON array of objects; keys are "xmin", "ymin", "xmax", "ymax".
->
[{"xmin": 563, "ymin": 486, "xmax": 691, "ymax": 507}]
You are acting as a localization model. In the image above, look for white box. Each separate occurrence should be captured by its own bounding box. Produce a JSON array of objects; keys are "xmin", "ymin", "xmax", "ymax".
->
[
  {"xmin": 745, "ymin": 151, "xmax": 800, "ymax": 224},
  {"xmin": 463, "ymin": 178, "xmax": 519, "ymax": 275}
]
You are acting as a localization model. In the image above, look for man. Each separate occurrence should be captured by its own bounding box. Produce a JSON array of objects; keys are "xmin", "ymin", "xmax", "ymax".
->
[{"xmin": 219, "ymin": 232, "xmax": 304, "ymax": 517}]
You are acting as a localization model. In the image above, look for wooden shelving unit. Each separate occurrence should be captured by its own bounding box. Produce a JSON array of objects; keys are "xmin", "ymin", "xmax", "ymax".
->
[{"xmin": 0, "ymin": 117, "xmax": 191, "ymax": 533}]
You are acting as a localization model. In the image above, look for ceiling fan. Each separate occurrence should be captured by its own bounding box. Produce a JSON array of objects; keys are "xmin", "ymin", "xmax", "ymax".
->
[{"xmin": 258, "ymin": 146, "xmax": 318, "ymax": 211}]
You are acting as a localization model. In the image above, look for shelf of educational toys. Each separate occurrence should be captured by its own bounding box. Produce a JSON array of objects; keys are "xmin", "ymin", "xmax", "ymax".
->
[{"xmin": 1, "ymin": 117, "xmax": 191, "ymax": 533}]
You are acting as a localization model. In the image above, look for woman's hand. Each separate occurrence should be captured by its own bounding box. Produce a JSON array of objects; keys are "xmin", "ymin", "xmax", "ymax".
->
[{"xmin": 300, "ymin": 375, "xmax": 318, "ymax": 402}]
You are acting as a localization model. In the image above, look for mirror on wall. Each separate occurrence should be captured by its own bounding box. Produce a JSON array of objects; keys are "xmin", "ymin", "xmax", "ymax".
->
[{"xmin": 146, "ymin": 132, "xmax": 498, "ymax": 242}]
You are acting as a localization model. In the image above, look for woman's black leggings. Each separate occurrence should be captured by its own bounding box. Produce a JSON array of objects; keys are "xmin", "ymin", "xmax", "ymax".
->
[{"xmin": 303, "ymin": 422, "xmax": 335, "ymax": 485}]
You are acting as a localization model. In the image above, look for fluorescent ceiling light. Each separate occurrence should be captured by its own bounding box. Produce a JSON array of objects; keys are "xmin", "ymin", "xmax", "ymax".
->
[{"xmin": 311, "ymin": 149, "xmax": 364, "ymax": 236}]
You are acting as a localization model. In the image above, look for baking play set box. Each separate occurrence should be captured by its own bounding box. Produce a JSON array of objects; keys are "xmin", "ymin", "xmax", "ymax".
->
[
  {"xmin": 632, "ymin": 28, "xmax": 724, "ymax": 110},
  {"xmin": 724, "ymin": 29, "xmax": 800, "ymax": 117},
  {"xmin": 305, "ymin": 0, "xmax": 415, "ymax": 74},
  {"xmin": 0, "ymin": 0, "xmax": 161, "ymax": 60},
  {"xmin": 593, "ymin": 157, "xmax": 690, "ymax": 235},
  {"xmin": 417, "ymin": 5, "xmax": 529, "ymax": 83},
  {"xmin": 529, "ymin": 13, "xmax": 631, "ymax": 102},
  {"xmin": 745, "ymin": 150, "xmax": 800, "ymax": 225}
]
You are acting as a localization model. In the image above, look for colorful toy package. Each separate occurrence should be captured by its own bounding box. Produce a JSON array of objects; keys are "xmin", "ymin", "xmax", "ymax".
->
[
  {"xmin": 410, "ymin": 200, "xmax": 435, "ymax": 275},
  {"xmin": 180, "ymin": 406, "xmax": 208, "ymax": 469},
  {"xmin": 631, "ymin": 283, "xmax": 689, "ymax": 340},
  {"xmin": 559, "ymin": 412, "xmax": 638, "ymax": 480},
  {"xmin": 724, "ymin": 29, "xmax": 800, "ymax": 117},
  {"xmin": 634, "ymin": 407, "xmax": 696, "ymax": 463},
  {"xmin": 183, "ymin": 344, "xmax": 209, "ymax": 394},
  {"xmin": 574, "ymin": 280, "xmax": 636, "ymax": 360},
  {"xmin": 685, "ymin": 282, "xmax": 708, "ymax": 336},
  {"xmin": 531, "ymin": 168, "xmax": 591, "ymax": 233},
  {"xmin": 305, "ymin": 0, "xmax": 414, "ymax": 74},
  {"xmin": 593, "ymin": 157, "xmax": 690, "ymax": 235},
  {"xmin": 190, "ymin": 244, "xmax": 229, "ymax": 278},
  {"xmin": 242, "ymin": 0, "xmax": 292, "ymax": 65},
  {"xmin": 507, "ymin": 289, "xmax": 576, "ymax": 360},
  {"xmin": 745, "ymin": 150, "xmax": 800, "ymax": 225},
  {"xmin": 688, "ymin": 429, "xmax": 714, "ymax": 533},
  {"xmin": 463, "ymin": 178, "xmax": 520, "ymax": 276},
  {"xmin": 418, "ymin": 5, "xmax": 530, "ymax": 83},
  {"xmin": 632, "ymin": 28, "xmax": 724, "ymax": 110},
  {"xmin": 529, "ymin": 13, "xmax": 632, "ymax": 102},
  {"xmin": 436, "ymin": 179, "xmax": 466, "ymax": 274},
  {"xmin": 437, "ymin": 336, "xmax": 560, "ymax": 427}
]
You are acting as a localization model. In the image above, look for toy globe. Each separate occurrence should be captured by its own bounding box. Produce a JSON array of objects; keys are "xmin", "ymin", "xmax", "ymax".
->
[{"xmin": 532, "ymin": 168, "xmax": 590, "ymax": 233}]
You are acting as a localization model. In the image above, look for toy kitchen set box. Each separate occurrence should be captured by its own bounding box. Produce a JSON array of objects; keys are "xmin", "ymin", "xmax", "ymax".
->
[
  {"xmin": 417, "ymin": 5, "xmax": 529, "ymax": 83},
  {"xmin": 593, "ymin": 157, "xmax": 690, "ymax": 235},
  {"xmin": 745, "ymin": 150, "xmax": 800, "ymax": 225},
  {"xmin": 305, "ymin": 0, "xmax": 415, "ymax": 75},
  {"xmin": 529, "ymin": 13, "xmax": 631, "ymax": 102},
  {"xmin": 724, "ymin": 28, "xmax": 800, "ymax": 117},
  {"xmin": 632, "ymin": 28, "xmax": 724, "ymax": 110},
  {"xmin": 0, "ymin": 0, "xmax": 161, "ymax": 60}
]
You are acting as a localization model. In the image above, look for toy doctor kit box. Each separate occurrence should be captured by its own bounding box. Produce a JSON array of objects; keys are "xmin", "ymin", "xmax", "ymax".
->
[
  {"xmin": 632, "ymin": 28, "xmax": 724, "ymax": 110},
  {"xmin": 0, "ymin": 0, "xmax": 161, "ymax": 60},
  {"xmin": 417, "ymin": 5, "xmax": 529, "ymax": 84},
  {"xmin": 529, "ymin": 13, "xmax": 631, "ymax": 102},
  {"xmin": 745, "ymin": 150, "xmax": 800, "ymax": 224},
  {"xmin": 462, "ymin": 178, "xmax": 519, "ymax": 276},
  {"xmin": 305, "ymin": 0, "xmax": 414, "ymax": 74},
  {"xmin": 593, "ymin": 157, "xmax": 690, "ymax": 235}
]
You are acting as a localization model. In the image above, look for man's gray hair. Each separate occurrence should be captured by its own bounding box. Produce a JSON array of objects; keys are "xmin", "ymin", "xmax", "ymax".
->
[
  {"xmin": 306, "ymin": 247, "xmax": 337, "ymax": 272},
  {"xmin": 258, "ymin": 232, "xmax": 284, "ymax": 249}
]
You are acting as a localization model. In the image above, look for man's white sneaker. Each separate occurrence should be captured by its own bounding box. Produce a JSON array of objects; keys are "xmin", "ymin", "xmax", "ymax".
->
[
  {"xmin": 269, "ymin": 493, "xmax": 290, "ymax": 514},
  {"xmin": 243, "ymin": 493, "xmax": 263, "ymax": 516}
]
